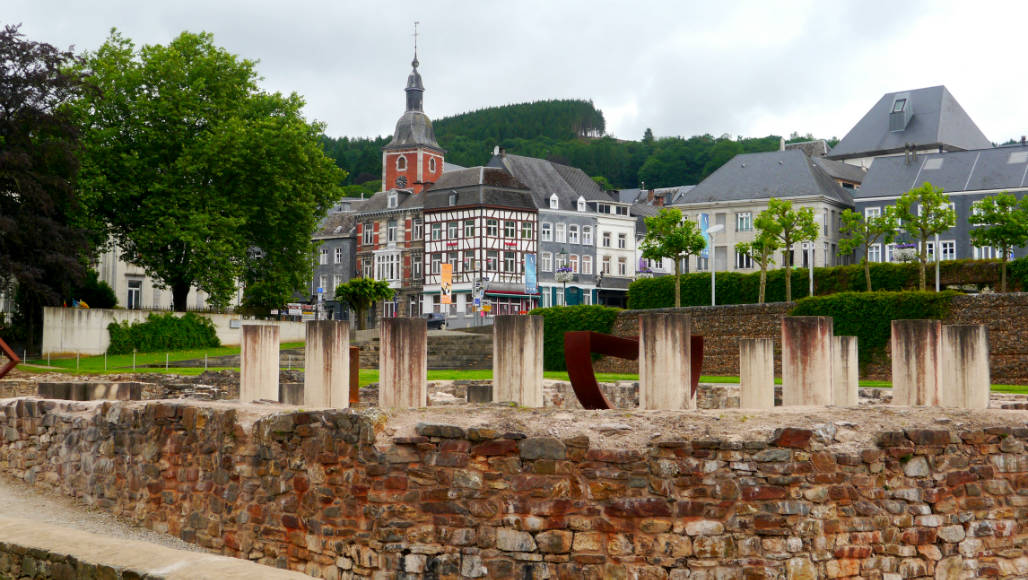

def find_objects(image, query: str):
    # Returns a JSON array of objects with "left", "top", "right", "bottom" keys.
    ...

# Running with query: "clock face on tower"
[{"left": 395, "top": 176, "right": 408, "bottom": 188}]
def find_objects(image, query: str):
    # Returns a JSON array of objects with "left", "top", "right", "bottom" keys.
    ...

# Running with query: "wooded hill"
[{"left": 319, "top": 99, "right": 835, "bottom": 194}]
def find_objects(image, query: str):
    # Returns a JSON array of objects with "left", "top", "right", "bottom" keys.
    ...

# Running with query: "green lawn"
[{"left": 19, "top": 347, "right": 1028, "bottom": 395}]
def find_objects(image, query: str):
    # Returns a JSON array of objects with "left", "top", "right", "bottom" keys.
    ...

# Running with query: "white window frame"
[
  {"left": 464, "top": 219, "right": 475, "bottom": 238},
  {"left": 541, "top": 222, "right": 552, "bottom": 242},
  {"left": 602, "top": 232, "right": 611, "bottom": 248},
  {"left": 448, "top": 221, "right": 459, "bottom": 240},
  {"left": 736, "top": 212, "right": 752, "bottom": 232},
  {"left": 555, "top": 223, "right": 566, "bottom": 243},
  {"left": 319, "top": 249, "right": 328, "bottom": 265},
  {"left": 387, "top": 191, "right": 398, "bottom": 208},
  {"left": 396, "top": 156, "right": 407, "bottom": 171},
  {"left": 413, "top": 219, "right": 423, "bottom": 240},
  {"left": 549, "top": 193, "right": 559, "bottom": 209},
  {"left": 735, "top": 251, "right": 753, "bottom": 269},
  {"left": 868, "top": 243, "right": 882, "bottom": 263},
  {"left": 504, "top": 220, "right": 516, "bottom": 238},
  {"left": 582, "top": 255, "right": 593, "bottom": 275},
  {"left": 335, "top": 247, "right": 343, "bottom": 263},
  {"left": 541, "top": 251, "right": 553, "bottom": 272},
  {"left": 941, "top": 240, "right": 956, "bottom": 261},
  {"left": 569, "top": 254, "right": 579, "bottom": 273},
  {"left": 387, "top": 220, "right": 398, "bottom": 243},
  {"left": 521, "top": 221, "right": 533, "bottom": 239},
  {"left": 486, "top": 219, "right": 498, "bottom": 237},
  {"left": 864, "top": 207, "right": 881, "bottom": 219},
  {"left": 583, "top": 226, "right": 593, "bottom": 246},
  {"left": 618, "top": 233, "right": 627, "bottom": 249},
  {"left": 431, "top": 222, "right": 443, "bottom": 241},
  {"left": 601, "top": 256, "right": 611, "bottom": 274},
  {"left": 577, "top": 197, "right": 586, "bottom": 212},
  {"left": 568, "top": 225, "right": 580, "bottom": 244},
  {"left": 362, "top": 225, "right": 373, "bottom": 245},
  {"left": 617, "top": 257, "right": 627, "bottom": 276}
]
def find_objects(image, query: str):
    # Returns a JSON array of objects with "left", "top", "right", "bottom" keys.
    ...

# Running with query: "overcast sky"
[{"left": 9, "top": 1, "right": 1028, "bottom": 144}]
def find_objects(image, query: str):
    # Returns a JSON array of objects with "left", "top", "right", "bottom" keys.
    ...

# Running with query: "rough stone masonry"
[{"left": 4, "top": 398, "right": 1028, "bottom": 578}]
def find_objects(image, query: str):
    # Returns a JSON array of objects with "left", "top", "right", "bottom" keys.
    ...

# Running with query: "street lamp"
[
  {"left": 706, "top": 224, "right": 724, "bottom": 305},
  {"left": 934, "top": 232, "right": 940, "bottom": 292},
  {"left": 555, "top": 248, "right": 572, "bottom": 306}
]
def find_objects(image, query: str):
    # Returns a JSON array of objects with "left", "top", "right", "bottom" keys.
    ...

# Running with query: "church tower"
[{"left": 382, "top": 34, "right": 444, "bottom": 194}]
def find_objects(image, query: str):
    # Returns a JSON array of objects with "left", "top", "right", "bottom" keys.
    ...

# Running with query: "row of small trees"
[{"left": 640, "top": 183, "right": 1028, "bottom": 307}]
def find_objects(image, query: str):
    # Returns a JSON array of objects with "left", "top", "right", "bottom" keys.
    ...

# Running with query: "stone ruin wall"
[
  {"left": 4, "top": 398, "right": 1028, "bottom": 578},
  {"left": 594, "top": 294, "right": 1028, "bottom": 385}
]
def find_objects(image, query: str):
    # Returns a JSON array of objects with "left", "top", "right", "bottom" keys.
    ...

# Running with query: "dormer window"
[
  {"left": 889, "top": 93, "right": 912, "bottom": 132},
  {"left": 387, "top": 191, "right": 398, "bottom": 209},
  {"left": 396, "top": 156, "right": 407, "bottom": 171},
  {"left": 892, "top": 98, "right": 906, "bottom": 113},
  {"left": 448, "top": 191, "right": 457, "bottom": 206},
  {"left": 549, "top": 193, "right": 559, "bottom": 209},
  {"left": 577, "top": 196, "right": 586, "bottom": 212}
]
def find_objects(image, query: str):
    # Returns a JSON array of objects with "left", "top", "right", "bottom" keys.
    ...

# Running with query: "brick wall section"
[
  {"left": 6, "top": 399, "right": 1028, "bottom": 578},
  {"left": 596, "top": 294, "right": 1028, "bottom": 384}
]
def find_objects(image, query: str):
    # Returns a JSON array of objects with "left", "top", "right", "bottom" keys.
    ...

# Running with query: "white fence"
[{"left": 42, "top": 307, "right": 306, "bottom": 356}]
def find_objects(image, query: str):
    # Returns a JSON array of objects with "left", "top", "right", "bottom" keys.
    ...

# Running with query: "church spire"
[{"left": 405, "top": 21, "right": 424, "bottom": 112}]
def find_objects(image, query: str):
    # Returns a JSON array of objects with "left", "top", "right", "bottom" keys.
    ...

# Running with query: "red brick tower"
[{"left": 381, "top": 51, "right": 444, "bottom": 194}]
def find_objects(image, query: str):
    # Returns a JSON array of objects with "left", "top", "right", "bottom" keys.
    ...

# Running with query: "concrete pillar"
[
  {"left": 638, "top": 313, "right": 693, "bottom": 410},
  {"left": 378, "top": 318, "right": 428, "bottom": 409},
  {"left": 781, "top": 317, "right": 833, "bottom": 406},
  {"left": 240, "top": 325, "right": 279, "bottom": 403},
  {"left": 941, "top": 325, "right": 990, "bottom": 409},
  {"left": 492, "top": 315, "right": 544, "bottom": 407},
  {"left": 304, "top": 320, "right": 350, "bottom": 408},
  {"left": 739, "top": 338, "right": 775, "bottom": 409},
  {"left": 891, "top": 319, "right": 943, "bottom": 406},
  {"left": 832, "top": 336, "right": 859, "bottom": 407}
]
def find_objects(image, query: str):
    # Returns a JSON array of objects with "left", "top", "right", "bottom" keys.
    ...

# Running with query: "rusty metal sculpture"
[
  {"left": 563, "top": 331, "right": 703, "bottom": 410},
  {"left": 0, "top": 336, "right": 20, "bottom": 379}
]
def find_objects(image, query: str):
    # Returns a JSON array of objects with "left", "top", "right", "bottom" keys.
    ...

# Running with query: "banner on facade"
[
  {"left": 699, "top": 213, "right": 711, "bottom": 259},
  {"left": 440, "top": 263, "right": 453, "bottom": 304},
  {"left": 525, "top": 254, "right": 537, "bottom": 295}
]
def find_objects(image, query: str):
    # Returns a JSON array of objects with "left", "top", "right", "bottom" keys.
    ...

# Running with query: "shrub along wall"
[
  {"left": 527, "top": 305, "right": 621, "bottom": 371},
  {"left": 596, "top": 293, "right": 1028, "bottom": 385},
  {"left": 107, "top": 312, "right": 220, "bottom": 354},
  {"left": 628, "top": 258, "right": 1028, "bottom": 310},
  {"left": 5, "top": 400, "right": 1028, "bottom": 578}
]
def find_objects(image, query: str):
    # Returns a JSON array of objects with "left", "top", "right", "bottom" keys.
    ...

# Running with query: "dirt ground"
[{"left": 6, "top": 367, "right": 1028, "bottom": 453}]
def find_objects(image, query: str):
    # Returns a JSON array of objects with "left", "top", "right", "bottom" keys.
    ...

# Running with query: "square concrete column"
[
  {"left": 378, "top": 318, "right": 428, "bottom": 409},
  {"left": 891, "top": 319, "right": 943, "bottom": 406},
  {"left": 493, "top": 315, "right": 544, "bottom": 407},
  {"left": 739, "top": 338, "right": 775, "bottom": 409},
  {"left": 941, "top": 325, "right": 990, "bottom": 409},
  {"left": 304, "top": 320, "right": 350, "bottom": 408},
  {"left": 781, "top": 317, "right": 833, "bottom": 406},
  {"left": 832, "top": 336, "right": 859, "bottom": 407},
  {"left": 638, "top": 313, "right": 693, "bottom": 410},
  {"left": 240, "top": 324, "right": 280, "bottom": 403}
]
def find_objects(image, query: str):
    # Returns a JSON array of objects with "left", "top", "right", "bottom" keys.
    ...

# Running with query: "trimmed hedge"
[
  {"left": 628, "top": 258, "right": 1026, "bottom": 309},
  {"left": 789, "top": 290, "right": 960, "bottom": 370},
  {"left": 107, "top": 312, "right": 221, "bottom": 355},
  {"left": 527, "top": 305, "right": 621, "bottom": 371}
]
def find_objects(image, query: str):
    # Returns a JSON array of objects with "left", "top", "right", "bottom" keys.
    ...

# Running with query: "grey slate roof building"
[
  {"left": 423, "top": 167, "right": 536, "bottom": 210},
  {"left": 828, "top": 86, "right": 991, "bottom": 163},
  {"left": 853, "top": 145, "right": 1028, "bottom": 262},
  {"left": 680, "top": 150, "right": 854, "bottom": 206},
  {"left": 487, "top": 152, "right": 615, "bottom": 208},
  {"left": 383, "top": 57, "right": 443, "bottom": 154}
]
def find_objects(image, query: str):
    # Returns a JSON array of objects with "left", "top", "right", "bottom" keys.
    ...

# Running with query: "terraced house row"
[{"left": 308, "top": 55, "right": 1028, "bottom": 329}]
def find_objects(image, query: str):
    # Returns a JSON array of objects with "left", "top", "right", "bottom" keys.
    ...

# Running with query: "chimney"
[
  {"left": 779, "top": 137, "right": 785, "bottom": 151},
  {"left": 647, "top": 189, "right": 654, "bottom": 203},
  {"left": 493, "top": 145, "right": 500, "bottom": 156},
  {"left": 1022, "top": 136, "right": 1026, "bottom": 147},
  {"left": 656, "top": 193, "right": 665, "bottom": 207}
]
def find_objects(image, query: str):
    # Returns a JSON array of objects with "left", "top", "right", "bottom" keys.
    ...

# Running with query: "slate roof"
[
  {"left": 314, "top": 211, "right": 359, "bottom": 239},
  {"left": 856, "top": 147, "right": 1028, "bottom": 198},
  {"left": 423, "top": 167, "right": 537, "bottom": 211},
  {"left": 812, "top": 157, "right": 867, "bottom": 184},
  {"left": 618, "top": 186, "right": 695, "bottom": 205},
  {"left": 828, "top": 86, "right": 991, "bottom": 160},
  {"left": 357, "top": 189, "right": 424, "bottom": 214},
  {"left": 785, "top": 140, "right": 830, "bottom": 158},
  {"left": 676, "top": 150, "right": 854, "bottom": 206},
  {"left": 487, "top": 153, "right": 616, "bottom": 210}
]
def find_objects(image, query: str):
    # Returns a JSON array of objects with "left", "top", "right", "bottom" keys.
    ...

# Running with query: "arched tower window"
[{"left": 396, "top": 156, "right": 407, "bottom": 171}]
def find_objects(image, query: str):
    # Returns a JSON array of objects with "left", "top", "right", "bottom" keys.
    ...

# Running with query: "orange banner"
[{"left": 440, "top": 263, "right": 453, "bottom": 304}]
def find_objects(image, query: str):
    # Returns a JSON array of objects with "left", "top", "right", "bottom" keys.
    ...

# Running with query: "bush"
[
  {"left": 107, "top": 312, "right": 221, "bottom": 354},
  {"left": 527, "top": 305, "right": 621, "bottom": 371},
  {"left": 71, "top": 270, "right": 117, "bottom": 309},
  {"left": 790, "top": 290, "right": 960, "bottom": 370},
  {"left": 628, "top": 258, "right": 1024, "bottom": 309}
]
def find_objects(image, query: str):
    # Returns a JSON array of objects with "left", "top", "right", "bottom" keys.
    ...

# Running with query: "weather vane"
[{"left": 413, "top": 21, "right": 419, "bottom": 62}]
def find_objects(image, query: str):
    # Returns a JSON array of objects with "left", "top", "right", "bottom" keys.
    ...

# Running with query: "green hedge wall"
[
  {"left": 527, "top": 305, "right": 621, "bottom": 371},
  {"left": 789, "top": 291, "right": 960, "bottom": 369},
  {"left": 628, "top": 258, "right": 1024, "bottom": 309},
  {"left": 107, "top": 312, "right": 221, "bottom": 355}
]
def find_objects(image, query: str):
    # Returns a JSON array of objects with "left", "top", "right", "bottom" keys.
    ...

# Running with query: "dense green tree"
[
  {"left": 838, "top": 207, "right": 899, "bottom": 291},
  {"left": 968, "top": 192, "right": 1028, "bottom": 292},
  {"left": 334, "top": 277, "right": 394, "bottom": 330},
  {"left": 73, "top": 30, "right": 345, "bottom": 311},
  {"left": 894, "top": 183, "right": 957, "bottom": 291},
  {"left": 0, "top": 25, "right": 91, "bottom": 346},
  {"left": 640, "top": 208, "right": 706, "bottom": 308},
  {"left": 735, "top": 232, "right": 780, "bottom": 304},
  {"left": 755, "top": 199, "right": 818, "bottom": 302}
]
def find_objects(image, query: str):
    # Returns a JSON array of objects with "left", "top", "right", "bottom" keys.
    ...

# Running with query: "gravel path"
[{"left": 0, "top": 471, "right": 206, "bottom": 553}]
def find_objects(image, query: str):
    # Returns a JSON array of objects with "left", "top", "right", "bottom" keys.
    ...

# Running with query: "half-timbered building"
[{"left": 422, "top": 168, "right": 538, "bottom": 326}]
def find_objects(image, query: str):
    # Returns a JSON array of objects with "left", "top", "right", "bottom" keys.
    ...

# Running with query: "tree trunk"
[
  {"left": 355, "top": 307, "right": 367, "bottom": 330},
  {"left": 863, "top": 248, "right": 872, "bottom": 292},
  {"left": 784, "top": 246, "right": 792, "bottom": 302},
  {"left": 759, "top": 265, "right": 767, "bottom": 304},
  {"left": 1001, "top": 251, "right": 1009, "bottom": 292},
  {"left": 172, "top": 282, "right": 191, "bottom": 312},
  {"left": 673, "top": 257, "right": 681, "bottom": 308},
  {"left": 918, "top": 243, "right": 927, "bottom": 291}
]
